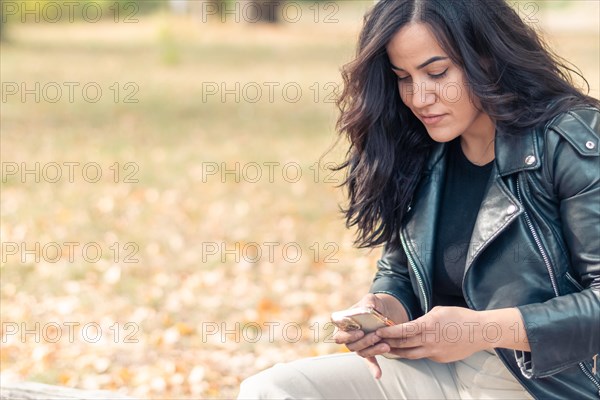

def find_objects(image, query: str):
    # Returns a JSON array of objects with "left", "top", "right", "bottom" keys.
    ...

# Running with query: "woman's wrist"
[{"left": 478, "top": 308, "right": 530, "bottom": 352}]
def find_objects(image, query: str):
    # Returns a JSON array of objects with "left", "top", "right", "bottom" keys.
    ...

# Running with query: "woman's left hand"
[{"left": 358, "top": 306, "right": 493, "bottom": 363}]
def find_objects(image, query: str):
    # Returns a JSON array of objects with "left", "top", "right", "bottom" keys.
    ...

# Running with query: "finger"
[
  {"left": 351, "top": 294, "right": 377, "bottom": 310},
  {"left": 376, "top": 321, "right": 422, "bottom": 339},
  {"left": 356, "top": 342, "right": 391, "bottom": 358},
  {"left": 356, "top": 294, "right": 386, "bottom": 315},
  {"left": 345, "top": 332, "right": 381, "bottom": 352},
  {"left": 360, "top": 293, "right": 379, "bottom": 307},
  {"left": 364, "top": 356, "right": 382, "bottom": 380},
  {"left": 383, "top": 335, "right": 423, "bottom": 349},
  {"left": 386, "top": 346, "right": 427, "bottom": 360},
  {"left": 333, "top": 328, "right": 364, "bottom": 345}
]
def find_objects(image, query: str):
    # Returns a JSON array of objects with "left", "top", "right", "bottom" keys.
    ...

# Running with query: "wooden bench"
[{"left": 0, "top": 381, "right": 136, "bottom": 399}]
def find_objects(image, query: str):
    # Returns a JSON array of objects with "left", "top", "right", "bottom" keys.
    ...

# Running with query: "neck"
[{"left": 460, "top": 113, "right": 496, "bottom": 166}]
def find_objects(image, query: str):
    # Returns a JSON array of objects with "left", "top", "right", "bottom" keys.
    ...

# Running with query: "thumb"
[{"left": 360, "top": 293, "right": 381, "bottom": 310}]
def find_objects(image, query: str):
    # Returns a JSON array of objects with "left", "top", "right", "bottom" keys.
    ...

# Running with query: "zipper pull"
[{"left": 593, "top": 354, "right": 598, "bottom": 375}]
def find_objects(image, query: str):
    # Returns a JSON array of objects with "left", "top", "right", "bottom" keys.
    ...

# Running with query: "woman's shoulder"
[
  {"left": 540, "top": 106, "right": 599, "bottom": 158},
  {"left": 533, "top": 106, "right": 599, "bottom": 198}
]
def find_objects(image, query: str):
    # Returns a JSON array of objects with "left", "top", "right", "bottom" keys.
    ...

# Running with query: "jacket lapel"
[
  {"left": 464, "top": 165, "right": 523, "bottom": 275},
  {"left": 465, "top": 126, "right": 541, "bottom": 273}
]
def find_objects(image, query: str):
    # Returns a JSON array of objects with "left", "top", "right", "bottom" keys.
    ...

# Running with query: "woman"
[{"left": 238, "top": 0, "right": 600, "bottom": 398}]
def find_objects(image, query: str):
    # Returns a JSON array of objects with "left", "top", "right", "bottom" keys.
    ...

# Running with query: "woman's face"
[{"left": 386, "top": 23, "right": 494, "bottom": 143}]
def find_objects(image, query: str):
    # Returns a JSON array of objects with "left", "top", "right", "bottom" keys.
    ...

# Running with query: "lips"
[{"left": 420, "top": 114, "right": 446, "bottom": 125}]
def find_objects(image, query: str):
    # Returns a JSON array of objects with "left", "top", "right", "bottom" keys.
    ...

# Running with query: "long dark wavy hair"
[{"left": 335, "top": 0, "right": 599, "bottom": 250}]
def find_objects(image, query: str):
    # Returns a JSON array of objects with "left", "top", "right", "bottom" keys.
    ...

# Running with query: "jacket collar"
[
  {"left": 422, "top": 125, "right": 542, "bottom": 177},
  {"left": 494, "top": 126, "right": 542, "bottom": 176}
]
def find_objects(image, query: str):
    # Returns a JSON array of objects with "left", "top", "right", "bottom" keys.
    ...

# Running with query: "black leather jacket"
[{"left": 370, "top": 107, "right": 600, "bottom": 399}]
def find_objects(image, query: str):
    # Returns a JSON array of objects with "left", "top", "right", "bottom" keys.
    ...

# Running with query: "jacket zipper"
[
  {"left": 580, "top": 363, "right": 600, "bottom": 397},
  {"left": 400, "top": 230, "right": 429, "bottom": 313},
  {"left": 516, "top": 176, "right": 600, "bottom": 396},
  {"left": 516, "top": 177, "right": 559, "bottom": 295}
]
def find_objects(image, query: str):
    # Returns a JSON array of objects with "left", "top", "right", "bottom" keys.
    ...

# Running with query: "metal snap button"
[
  {"left": 586, "top": 140, "right": 596, "bottom": 150},
  {"left": 506, "top": 204, "right": 517, "bottom": 214},
  {"left": 525, "top": 155, "right": 536, "bottom": 165}
]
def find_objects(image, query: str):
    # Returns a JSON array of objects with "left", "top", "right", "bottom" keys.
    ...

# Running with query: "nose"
[{"left": 408, "top": 80, "right": 438, "bottom": 110}]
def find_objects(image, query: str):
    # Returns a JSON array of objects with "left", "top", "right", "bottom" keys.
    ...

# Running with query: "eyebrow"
[{"left": 390, "top": 56, "right": 448, "bottom": 71}]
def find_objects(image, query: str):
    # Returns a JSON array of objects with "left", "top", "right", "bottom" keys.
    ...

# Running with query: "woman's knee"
[
  {"left": 237, "top": 353, "right": 372, "bottom": 399},
  {"left": 237, "top": 363, "right": 301, "bottom": 400}
]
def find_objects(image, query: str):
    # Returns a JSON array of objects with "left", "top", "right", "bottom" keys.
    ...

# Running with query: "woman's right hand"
[{"left": 332, "top": 293, "right": 409, "bottom": 379}]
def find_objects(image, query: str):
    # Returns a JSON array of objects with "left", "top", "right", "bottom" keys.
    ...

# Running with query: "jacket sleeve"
[
  {"left": 515, "top": 108, "right": 600, "bottom": 378},
  {"left": 369, "top": 243, "right": 423, "bottom": 321}
]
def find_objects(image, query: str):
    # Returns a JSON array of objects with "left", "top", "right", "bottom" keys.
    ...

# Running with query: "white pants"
[{"left": 237, "top": 349, "right": 534, "bottom": 399}]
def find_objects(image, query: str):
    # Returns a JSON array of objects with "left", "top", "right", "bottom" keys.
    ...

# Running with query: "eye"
[
  {"left": 397, "top": 75, "right": 410, "bottom": 82},
  {"left": 429, "top": 68, "right": 448, "bottom": 79}
]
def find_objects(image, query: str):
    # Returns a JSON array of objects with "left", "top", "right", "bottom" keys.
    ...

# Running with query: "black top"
[{"left": 432, "top": 137, "right": 494, "bottom": 308}]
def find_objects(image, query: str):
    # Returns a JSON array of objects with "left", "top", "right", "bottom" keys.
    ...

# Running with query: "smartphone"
[{"left": 330, "top": 306, "right": 395, "bottom": 333}]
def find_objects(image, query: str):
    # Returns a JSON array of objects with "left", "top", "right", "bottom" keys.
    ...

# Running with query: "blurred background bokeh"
[{"left": 1, "top": 0, "right": 598, "bottom": 398}]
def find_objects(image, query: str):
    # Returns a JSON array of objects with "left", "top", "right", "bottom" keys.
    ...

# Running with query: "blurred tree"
[
  {"left": 0, "top": 0, "right": 13, "bottom": 41},
  {"left": 244, "top": 0, "right": 279, "bottom": 23},
  {"left": 1, "top": 1, "right": 4, "bottom": 41},
  {"left": 183, "top": 0, "right": 279, "bottom": 24},
  {"left": 102, "top": 0, "right": 166, "bottom": 17},
  {"left": 181, "top": 0, "right": 338, "bottom": 25},
  {"left": 0, "top": 0, "right": 165, "bottom": 24},
  {"left": 0, "top": 0, "right": 170, "bottom": 41}
]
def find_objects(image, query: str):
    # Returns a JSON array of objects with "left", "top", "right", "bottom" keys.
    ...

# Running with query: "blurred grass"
[{"left": 1, "top": 1, "right": 598, "bottom": 398}]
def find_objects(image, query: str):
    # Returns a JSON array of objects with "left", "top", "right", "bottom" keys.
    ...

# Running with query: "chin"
[{"left": 425, "top": 129, "right": 459, "bottom": 143}]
